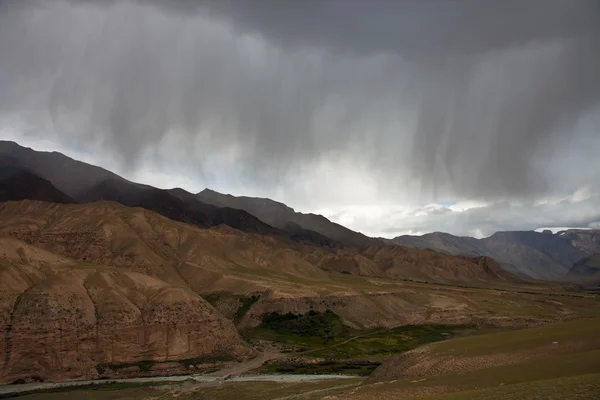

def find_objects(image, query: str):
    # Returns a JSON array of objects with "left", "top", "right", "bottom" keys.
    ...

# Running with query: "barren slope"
[
  {"left": 0, "top": 200, "right": 598, "bottom": 384},
  {"left": 393, "top": 230, "right": 591, "bottom": 280},
  {"left": 0, "top": 201, "right": 593, "bottom": 329},
  {"left": 0, "top": 236, "right": 250, "bottom": 384},
  {"left": 0, "top": 200, "right": 521, "bottom": 291}
]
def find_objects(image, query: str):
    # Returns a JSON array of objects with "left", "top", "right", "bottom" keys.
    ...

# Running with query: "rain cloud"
[{"left": 0, "top": 0, "right": 599, "bottom": 236}]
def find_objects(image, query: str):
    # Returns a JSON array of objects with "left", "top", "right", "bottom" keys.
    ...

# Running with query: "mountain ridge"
[
  {"left": 2, "top": 140, "right": 599, "bottom": 281},
  {"left": 197, "top": 188, "right": 379, "bottom": 248},
  {"left": 393, "top": 229, "right": 600, "bottom": 280},
  {"left": 0, "top": 169, "right": 76, "bottom": 204}
]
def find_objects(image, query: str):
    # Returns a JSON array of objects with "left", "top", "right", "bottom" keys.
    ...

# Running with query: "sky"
[{"left": 1, "top": 0, "right": 599, "bottom": 238}]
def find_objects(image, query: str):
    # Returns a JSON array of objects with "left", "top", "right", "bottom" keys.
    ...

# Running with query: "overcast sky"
[{"left": 1, "top": 0, "right": 599, "bottom": 238}]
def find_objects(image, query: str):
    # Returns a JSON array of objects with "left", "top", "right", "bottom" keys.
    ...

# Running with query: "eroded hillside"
[
  {"left": 0, "top": 236, "right": 251, "bottom": 384},
  {"left": 0, "top": 200, "right": 597, "bottom": 384}
]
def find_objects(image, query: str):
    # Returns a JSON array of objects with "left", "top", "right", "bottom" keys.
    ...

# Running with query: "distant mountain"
[
  {"left": 390, "top": 231, "right": 526, "bottom": 277},
  {"left": 197, "top": 188, "right": 378, "bottom": 247},
  {"left": 393, "top": 229, "right": 599, "bottom": 280},
  {"left": 3, "top": 141, "right": 597, "bottom": 280},
  {"left": 558, "top": 229, "right": 600, "bottom": 255},
  {"left": 483, "top": 231, "right": 586, "bottom": 279},
  {"left": 389, "top": 231, "right": 487, "bottom": 257},
  {"left": 0, "top": 169, "right": 75, "bottom": 204}
]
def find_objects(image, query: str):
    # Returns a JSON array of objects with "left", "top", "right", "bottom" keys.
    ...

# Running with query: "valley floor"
[{"left": 6, "top": 317, "right": 600, "bottom": 400}]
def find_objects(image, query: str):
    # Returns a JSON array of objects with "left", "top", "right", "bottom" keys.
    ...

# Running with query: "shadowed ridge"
[
  {"left": 0, "top": 169, "right": 76, "bottom": 204},
  {"left": 197, "top": 188, "right": 380, "bottom": 248},
  {"left": 0, "top": 140, "right": 136, "bottom": 198},
  {"left": 79, "top": 178, "right": 282, "bottom": 234}
]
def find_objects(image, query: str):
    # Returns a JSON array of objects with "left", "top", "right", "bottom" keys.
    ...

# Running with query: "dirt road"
[{"left": 208, "top": 351, "right": 285, "bottom": 379}]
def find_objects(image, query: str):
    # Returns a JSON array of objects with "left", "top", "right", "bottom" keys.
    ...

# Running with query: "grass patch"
[
  {"left": 360, "top": 349, "right": 600, "bottom": 398},
  {"left": 0, "top": 381, "right": 172, "bottom": 399},
  {"left": 261, "top": 360, "right": 381, "bottom": 376},
  {"left": 418, "top": 372, "right": 600, "bottom": 400},
  {"left": 97, "top": 354, "right": 236, "bottom": 374},
  {"left": 261, "top": 309, "right": 348, "bottom": 341},
  {"left": 434, "top": 317, "right": 600, "bottom": 357},
  {"left": 243, "top": 310, "right": 476, "bottom": 359},
  {"left": 308, "top": 324, "right": 476, "bottom": 359}
]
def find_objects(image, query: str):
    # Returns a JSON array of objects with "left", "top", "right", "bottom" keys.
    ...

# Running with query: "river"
[{"left": 0, "top": 373, "right": 357, "bottom": 396}]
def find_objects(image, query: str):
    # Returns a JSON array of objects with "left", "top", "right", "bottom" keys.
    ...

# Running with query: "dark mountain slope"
[
  {"left": 481, "top": 231, "right": 585, "bottom": 279},
  {"left": 392, "top": 231, "right": 487, "bottom": 256},
  {"left": 0, "top": 170, "right": 75, "bottom": 204},
  {"left": 79, "top": 179, "right": 281, "bottom": 234},
  {"left": 0, "top": 140, "right": 129, "bottom": 198},
  {"left": 0, "top": 141, "right": 283, "bottom": 236},
  {"left": 197, "top": 188, "right": 378, "bottom": 247},
  {"left": 567, "top": 253, "right": 600, "bottom": 287}
]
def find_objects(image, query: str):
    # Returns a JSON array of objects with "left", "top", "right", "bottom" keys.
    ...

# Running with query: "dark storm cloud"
[
  {"left": 195, "top": 0, "right": 599, "bottom": 56},
  {"left": 192, "top": 0, "right": 600, "bottom": 199},
  {"left": 0, "top": 0, "right": 599, "bottom": 207}
]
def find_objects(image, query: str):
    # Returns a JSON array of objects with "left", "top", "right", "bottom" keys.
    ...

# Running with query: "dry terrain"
[
  {"left": 11, "top": 319, "right": 600, "bottom": 399},
  {"left": 1, "top": 200, "right": 599, "bottom": 385},
  {"left": 338, "top": 318, "right": 600, "bottom": 399}
]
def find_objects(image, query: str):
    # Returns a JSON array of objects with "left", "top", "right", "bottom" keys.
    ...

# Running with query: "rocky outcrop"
[{"left": 0, "top": 239, "right": 251, "bottom": 384}]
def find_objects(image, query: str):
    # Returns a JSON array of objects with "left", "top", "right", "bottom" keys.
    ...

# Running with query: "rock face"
[
  {"left": 559, "top": 229, "right": 600, "bottom": 255},
  {"left": 0, "top": 237, "right": 251, "bottom": 384}
]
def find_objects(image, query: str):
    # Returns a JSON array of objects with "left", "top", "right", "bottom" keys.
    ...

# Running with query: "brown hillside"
[
  {"left": 1, "top": 200, "right": 597, "bottom": 384},
  {"left": 0, "top": 235, "right": 250, "bottom": 384},
  {"left": 0, "top": 200, "right": 520, "bottom": 289}
]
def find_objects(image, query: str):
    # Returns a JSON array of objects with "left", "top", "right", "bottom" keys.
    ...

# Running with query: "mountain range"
[
  {"left": 1, "top": 140, "right": 597, "bottom": 283},
  {"left": 1, "top": 140, "right": 599, "bottom": 383},
  {"left": 391, "top": 230, "right": 600, "bottom": 281}
]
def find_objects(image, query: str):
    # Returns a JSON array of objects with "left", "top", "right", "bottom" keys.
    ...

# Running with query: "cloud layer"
[{"left": 0, "top": 0, "right": 599, "bottom": 236}]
